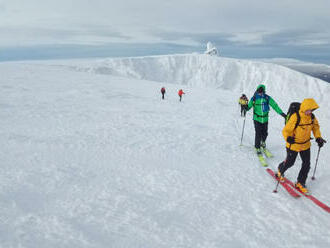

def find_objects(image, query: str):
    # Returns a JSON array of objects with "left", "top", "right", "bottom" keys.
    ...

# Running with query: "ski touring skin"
[
  {"left": 284, "top": 178, "right": 330, "bottom": 213},
  {"left": 266, "top": 169, "right": 300, "bottom": 198}
]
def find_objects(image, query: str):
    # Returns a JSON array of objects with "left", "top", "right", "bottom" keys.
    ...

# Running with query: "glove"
[
  {"left": 316, "top": 137, "right": 326, "bottom": 148},
  {"left": 281, "top": 113, "right": 287, "bottom": 119},
  {"left": 287, "top": 136, "right": 295, "bottom": 144}
]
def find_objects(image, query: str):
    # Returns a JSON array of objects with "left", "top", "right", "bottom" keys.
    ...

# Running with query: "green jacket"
[{"left": 246, "top": 84, "right": 284, "bottom": 123}]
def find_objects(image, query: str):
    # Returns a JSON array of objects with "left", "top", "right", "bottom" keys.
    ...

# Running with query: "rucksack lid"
[
  {"left": 287, "top": 102, "right": 300, "bottom": 116},
  {"left": 286, "top": 102, "right": 301, "bottom": 127}
]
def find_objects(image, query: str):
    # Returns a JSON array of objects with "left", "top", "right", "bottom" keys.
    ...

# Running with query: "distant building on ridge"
[{"left": 204, "top": 42, "right": 219, "bottom": 56}]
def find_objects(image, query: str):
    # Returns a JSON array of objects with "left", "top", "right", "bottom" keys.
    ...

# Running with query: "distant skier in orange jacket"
[{"left": 178, "top": 89, "right": 185, "bottom": 102}]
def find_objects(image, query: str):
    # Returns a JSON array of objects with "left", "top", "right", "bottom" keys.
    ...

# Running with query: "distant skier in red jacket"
[
  {"left": 178, "top": 89, "right": 185, "bottom": 102},
  {"left": 161, "top": 87, "right": 166, "bottom": 100}
]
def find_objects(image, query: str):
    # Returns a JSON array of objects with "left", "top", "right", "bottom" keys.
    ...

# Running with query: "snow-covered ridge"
[
  {"left": 73, "top": 54, "right": 329, "bottom": 101},
  {"left": 1, "top": 55, "right": 330, "bottom": 247}
]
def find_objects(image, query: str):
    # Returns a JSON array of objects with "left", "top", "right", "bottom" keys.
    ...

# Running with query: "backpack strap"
[
  {"left": 294, "top": 113, "right": 315, "bottom": 130},
  {"left": 294, "top": 112, "right": 301, "bottom": 130},
  {"left": 252, "top": 94, "right": 269, "bottom": 105}
]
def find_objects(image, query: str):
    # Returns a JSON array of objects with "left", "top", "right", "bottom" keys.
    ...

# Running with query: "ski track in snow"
[{"left": 0, "top": 55, "right": 330, "bottom": 248}]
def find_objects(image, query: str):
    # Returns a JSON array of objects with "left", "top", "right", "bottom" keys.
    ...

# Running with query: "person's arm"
[
  {"left": 246, "top": 98, "right": 254, "bottom": 111},
  {"left": 312, "top": 117, "right": 321, "bottom": 139},
  {"left": 269, "top": 97, "right": 286, "bottom": 118}
]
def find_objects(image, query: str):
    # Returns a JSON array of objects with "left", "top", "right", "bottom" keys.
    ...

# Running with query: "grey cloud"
[
  {"left": 150, "top": 28, "right": 330, "bottom": 48},
  {"left": 146, "top": 28, "right": 330, "bottom": 64},
  {"left": 149, "top": 29, "right": 236, "bottom": 46},
  {"left": 261, "top": 29, "right": 330, "bottom": 47},
  {"left": 77, "top": 24, "right": 132, "bottom": 39},
  {"left": 0, "top": 25, "right": 131, "bottom": 44},
  {"left": 0, "top": 3, "right": 5, "bottom": 13}
]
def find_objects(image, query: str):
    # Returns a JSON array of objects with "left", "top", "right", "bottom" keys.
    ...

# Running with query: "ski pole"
[
  {"left": 273, "top": 144, "right": 292, "bottom": 193},
  {"left": 240, "top": 115, "right": 246, "bottom": 146},
  {"left": 311, "top": 146, "right": 321, "bottom": 180},
  {"left": 273, "top": 174, "right": 281, "bottom": 193}
]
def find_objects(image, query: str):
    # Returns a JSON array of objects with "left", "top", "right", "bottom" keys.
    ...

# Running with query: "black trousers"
[
  {"left": 278, "top": 148, "right": 311, "bottom": 185},
  {"left": 240, "top": 105, "right": 247, "bottom": 117},
  {"left": 162, "top": 93, "right": 165, "bottom": 99},
  {"left": 253, "top": 121, "right": 268, "bottom": 149}
]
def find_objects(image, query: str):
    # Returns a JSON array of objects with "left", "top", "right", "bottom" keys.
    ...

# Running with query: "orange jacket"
[
  {"left": 178, "top": 89, "right": 185, "bottom": 96},
  {"left": 282, "top": 98, "right": 322, "bottom": 152}
]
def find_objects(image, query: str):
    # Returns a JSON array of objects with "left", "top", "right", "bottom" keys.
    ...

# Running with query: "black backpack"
[{"left": 285, "top": 102, "right": 314, "bottom": 130}]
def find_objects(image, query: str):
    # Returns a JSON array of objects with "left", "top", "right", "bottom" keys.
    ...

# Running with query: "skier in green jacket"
[{"left": 246, "top": 84, "right": 286, "bottom": 156}]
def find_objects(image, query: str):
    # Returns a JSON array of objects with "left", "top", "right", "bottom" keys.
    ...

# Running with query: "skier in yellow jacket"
[
  {"left": 277, "top": 98, "right": 326, "bottom": 194},
  {"left": 238, "top": 94, "right": 249, "bottom": 117}
]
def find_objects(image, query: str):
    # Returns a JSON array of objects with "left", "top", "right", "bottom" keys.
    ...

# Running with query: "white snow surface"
[{"left": 1, "top": 54, "right": 330, "bottom": 248}]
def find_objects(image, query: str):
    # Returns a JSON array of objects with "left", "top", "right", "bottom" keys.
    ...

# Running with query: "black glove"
[
  {"left": 316, "top": 137, "right": 326, "bottom": 148},
  {"left": 287, "top": 136, "right": 295, "bottom": 144},
  {"left": 281, "top": 113, "right": 287, "bottom": 119}
]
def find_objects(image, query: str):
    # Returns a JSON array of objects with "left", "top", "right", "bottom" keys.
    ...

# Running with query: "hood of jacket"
[
  {"left": 256, "top": 84, "right": 266, "bottom": 93},
  {"left": 299, "top": 98, "right": 319, "bottom": 116}
]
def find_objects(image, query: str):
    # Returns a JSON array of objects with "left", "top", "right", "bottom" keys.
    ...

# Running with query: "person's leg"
[
  {"left": 297, "top": 149, "right": 311, "bottom": 185},
  {"left": 278, "top": 148, "right": 298, "bottom": 175},
  {"left": 260, "top": 122, "right": 268, "bottom": 146},
  {"left": 254, "top": 121, "right": 262, "bottom": 149}
]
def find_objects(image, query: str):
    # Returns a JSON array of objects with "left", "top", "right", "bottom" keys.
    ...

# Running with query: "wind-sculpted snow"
[
  {"left": 74, "top": 54, "right": 329, "bottom": 102},
  {"left": 1, "top": 57, "right": 330, "bottom": 247},
  {"left": 68, "top": 54, "right": 330, "bottom": 120}
]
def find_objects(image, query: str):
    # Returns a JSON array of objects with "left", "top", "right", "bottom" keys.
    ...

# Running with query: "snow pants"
[
  {"left": 278, "top": 148, "right": 311, "bottom": 185},
  {"left": 253, "top": 120, "right": 268, "bottom": 149},
  {"left": 240, "top": 105, "right": 247, "bottom": 117}
]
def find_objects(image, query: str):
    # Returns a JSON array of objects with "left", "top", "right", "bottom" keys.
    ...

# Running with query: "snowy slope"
[
  {"left": 57, "top": 54, "right": 330, "bottom": 120},
  {"left": 1, "top": 55, "right": 330, "bottom": 248}
]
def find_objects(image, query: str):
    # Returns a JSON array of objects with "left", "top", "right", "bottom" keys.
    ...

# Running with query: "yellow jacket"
[
  {"left": 283, "top": 98, "right": 321, "bottom": 152},
  {"left": 239, "top": 98, "right": 248, "bottom": 105}
]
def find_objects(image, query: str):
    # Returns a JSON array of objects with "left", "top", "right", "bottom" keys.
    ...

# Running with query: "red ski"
[
  {"left": 284, "top": 179, "right": 330, "bottom": 213},
  {"left": 266, "top": 169, "right": 300, "bottom": 198}
]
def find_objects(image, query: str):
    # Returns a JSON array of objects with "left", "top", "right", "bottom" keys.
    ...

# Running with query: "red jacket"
[
  {"left": 178, "top": 89, "right": 184, "bottom": 96},
  {"left": 161, "top": 87, "right": 165, "bottom": 93}
]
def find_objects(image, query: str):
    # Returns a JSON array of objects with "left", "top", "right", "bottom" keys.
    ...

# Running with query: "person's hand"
[
  {"left": 316, "top": 137, "right": 326, "bottom": 148},
  {"left": 281, "top": 113, "right": 287, "bottom": 119},
  {"left": 287, "top": 136, "right": 295, "bottom": 144}
]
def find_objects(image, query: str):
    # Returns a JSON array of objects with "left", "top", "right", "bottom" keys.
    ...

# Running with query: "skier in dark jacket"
[{"left": 246, "top": 84, "right": 286, "bottom": 155}]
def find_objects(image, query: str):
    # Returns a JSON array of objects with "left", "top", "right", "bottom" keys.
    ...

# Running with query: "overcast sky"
[{"left": 1, "top": 0, "right": 330, "bottom": 63}]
